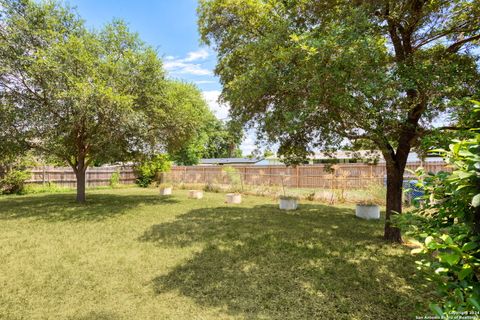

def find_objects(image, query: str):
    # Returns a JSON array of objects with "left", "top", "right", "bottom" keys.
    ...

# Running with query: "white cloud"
[
  {"left": 202, "top": 90, "right": 230, "bottom": 120},
  {"left": 195, "top": 80, "right": 216, "bottom": 84},
  {"left": 164, "top": 60, "right": 212, "bottom": 76},
  {"left": 184, "top": 48, "right": 209, "bottom": 62},
  {"left": 164, "top": 49, "right": 212, "bottom": 76}
]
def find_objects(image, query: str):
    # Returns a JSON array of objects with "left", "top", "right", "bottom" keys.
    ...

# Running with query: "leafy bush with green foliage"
[
  {"left": 223, "top": 166, "right": 243, "bottom": 192},
  {"left": 109, "top": 171, "right": 121, "bottom": 188},
  {"left": 397, "top": 107, "right": 480, "bottom": 316},
  {"left": 0, "top": 169, "right": 31, "bottom": 194},
  {"left": 203, "top": 181, "right": 221, "bottom": 193},
  {"left": 135, "top": 155, "right": 171, "bottom": 188}
]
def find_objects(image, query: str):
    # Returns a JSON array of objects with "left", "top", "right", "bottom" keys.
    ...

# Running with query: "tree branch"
[{"left": 446, "top": 34, "right": 480, "bottom": 53}]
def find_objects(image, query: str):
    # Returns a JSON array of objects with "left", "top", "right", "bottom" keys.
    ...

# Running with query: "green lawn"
[{"left": 0, "top": 188, "right": 431, "bottom": 319}]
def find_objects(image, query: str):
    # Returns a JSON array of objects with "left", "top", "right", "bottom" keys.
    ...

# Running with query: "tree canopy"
[
  {"left": 172, "top": 118, "right": 244, "bottom": 165},
  {"left": 167, "top": 82, "right": 243, "bottom": 165},
  {"left": 0, "top": 0, "right": 206, "bottom": 202},
  {"left": 198, "top": 0, "right": 480, "bottom": 241}
]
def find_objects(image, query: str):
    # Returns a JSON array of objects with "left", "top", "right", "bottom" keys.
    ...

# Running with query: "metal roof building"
[{"left": 198, "top": 158, "right": 263, "bottom": 165}]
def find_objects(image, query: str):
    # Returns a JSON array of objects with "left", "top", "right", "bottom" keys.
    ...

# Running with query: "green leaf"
[
  {"left": 455, "top": 171, "right": 474, "bottom": 179},
  {"left": 452, "top": 143, "right": 461, "bottom": 154},
  {"left": 456, "top": 184, "right": 471, "bottom": 191},
  {"left": 429, "top": 304, "right": 444, "bottom": 317},
  {"left": 411, "top": 247, "right": 423, "bottom": 254},
  {"left": 429, "top": 148, "right": 447, "bottom": 154},
  {"left": 467, "top": 297, "right": 480, "bottom": 311},
  {"left": 440, "top": 234, "right": 453, "bottom": 245},
  {"left": 458, "top": 266, "right": 473, "bottom": 280},
  {"left": 425, "top": 236, "right": 435, "bottom": 248},
  {"left": 435, "top": 267, "right": 449, "bottom": 274},
  {"left": 472, "top": 194, "right": 480, "bottom": 207},
  {"left": 462, "top": 241, "right": 478, "bottom": 251},
  {"left": 438, "top": 252, "right": 461, "bottom": 266}
]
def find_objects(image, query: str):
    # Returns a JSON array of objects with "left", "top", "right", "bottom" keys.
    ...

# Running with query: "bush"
[
  {"left": 135, "top": 154, "right": 171, "bottom": 188},
  {"left": 110, "top": 171, "right": 121, "bottom": 188},
  {"left": 203, "top": 181, "right": 221, "bottom": 193},
  {"left": 0, "top": 169, "right": 31, "bottom": 194},
  {"left": 223, "top": 166, "right": 243, "bottom": 192},
  {"left": 396, "top": 127, "right": 480, "bottom": 315}
]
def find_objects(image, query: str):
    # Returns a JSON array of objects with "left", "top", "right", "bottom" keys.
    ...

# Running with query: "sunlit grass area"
[{"left": 0, "top": 188, "right": 430, "bottom": 319}]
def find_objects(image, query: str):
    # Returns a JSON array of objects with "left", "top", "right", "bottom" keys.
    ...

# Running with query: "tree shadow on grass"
[
  {"left": 0, "top": 193, "right": 179, "bottom": 222},
  {"left": 141, "top": 204, "right": 430, "bottom": 320}
]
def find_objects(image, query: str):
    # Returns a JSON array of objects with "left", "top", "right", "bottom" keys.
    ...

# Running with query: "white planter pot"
[
  {"left": 226, "top": 193, "right": 242, "bottom": 204},
  {"left": 355, "top": 204, "right": 380, "bottom": 220},
  {"left": 159, "top": 187, "right": 172, "bottom": 196},
  {"left": 279, "top": 198, "right": 298, "bottom": 210},
  {"left": 189, "top": 190, "right": 203, "bottom": 199}
]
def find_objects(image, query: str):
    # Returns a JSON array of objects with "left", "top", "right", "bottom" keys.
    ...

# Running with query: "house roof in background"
[
  {"left": 199, "top": 158, "right": 263, "bottom": 165},
  {"left": 265, "top": 150, "right": 382, "bottom": 160},
  {"left": 264, "top": 150, "right": 443, "bottom": 161}
]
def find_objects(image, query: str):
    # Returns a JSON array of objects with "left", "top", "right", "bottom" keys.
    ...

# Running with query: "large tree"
[
  {"left": 0, "top": 0, "right": 201, "bottom": 202},
  {"left": 201, "top": 119, "right": 243, "bottom": 159},
  {"left": 172, "top": 118, "right": 243, "bottom": 165},
  {"left": 168, "top": 81, "right": 243, "bottom": 165},
  {"left": 198, "top": 0, "right": 480, "bottom": 242}
]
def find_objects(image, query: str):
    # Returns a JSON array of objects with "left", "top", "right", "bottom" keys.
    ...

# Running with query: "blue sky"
[{"left": 67, "top": 0, "right": 257, "bottom": 154}]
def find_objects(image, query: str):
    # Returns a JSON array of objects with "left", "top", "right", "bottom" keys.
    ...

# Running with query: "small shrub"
[
  {"left": 0, "top": 169, "right": 30, "bottom": 194},
  {"left": 203, "top": 182, "right": 221, "bottom": 193},
  {"left": 305, "top": 192, "right": 316, "bottom": 201},
  {"left": 334, "top": 188, "right": 346, "bottom": 204},
  {"left": 223, "top": 166, "right": 243, "bottom": 192},
  {"left": 135, "top": 154, "right": 171, "bottom": 188},
  {"left": 110, "top": 171, "right": 121, "bottom": 188}
]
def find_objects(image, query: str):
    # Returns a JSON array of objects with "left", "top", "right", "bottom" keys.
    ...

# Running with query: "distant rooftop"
[{"left": 199, "top": 158, "right": 264, "bottom": 165}]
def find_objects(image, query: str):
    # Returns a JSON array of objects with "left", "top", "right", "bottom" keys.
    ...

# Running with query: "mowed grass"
[{"left": 0, "top": 188, "right": 431, "bottom": 320}]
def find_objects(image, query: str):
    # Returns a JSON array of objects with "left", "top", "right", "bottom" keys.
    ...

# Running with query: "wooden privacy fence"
[
  {"left": 27, "top": 166, "right": 136, "bottom": 188},
  {"left": 25, "top": 161, "right": 449, "bottom": 189},
  {"left": 170, "top": 161, "right": 449, "bottom": 190}
]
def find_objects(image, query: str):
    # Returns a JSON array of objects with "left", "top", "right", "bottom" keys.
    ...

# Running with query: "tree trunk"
[
  {"left": 384, "top": 160, "right": 406, "bottom": 243},
  {"left": 73, "top": 156, "right": 87, "bottom": 203},
  {"left": 75, "top": 169, "right": 86, "bottom": 203}
]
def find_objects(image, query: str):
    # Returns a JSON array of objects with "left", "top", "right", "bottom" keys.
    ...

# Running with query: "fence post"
[
  {"left": 296, "top": 166, "right": 299, "bottom": 188},
  {"left": 370, "top": 165, "right": 373, "bottom": 185}
]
